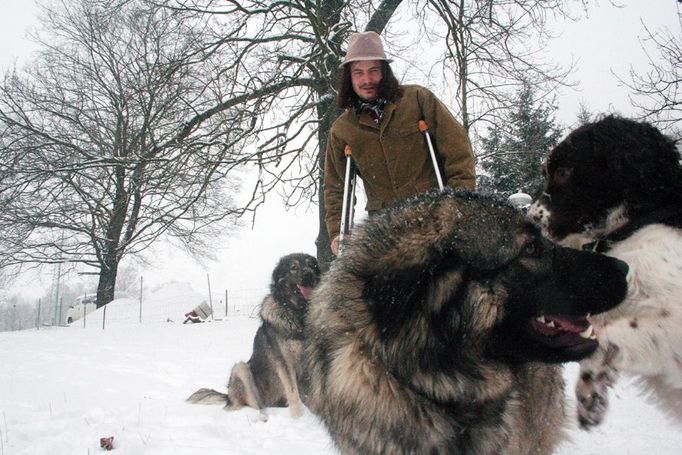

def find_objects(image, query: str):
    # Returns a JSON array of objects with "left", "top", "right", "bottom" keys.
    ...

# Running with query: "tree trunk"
[
  {"left": 96, "top": 258, "right": 119, "bottom": 309},
  {"left": 95, "top": 166, "right": 129, "bottom": 308},
  {"left": 315, "top": 94, "right": 340, "bottom": 272},
  {"left": 314, "top": 0, "right": 347, "bottom": 271}
]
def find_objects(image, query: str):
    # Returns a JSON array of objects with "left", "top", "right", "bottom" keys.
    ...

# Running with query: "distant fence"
[
  {"left": 2, "top": 286, "right": 273, "bottom": 332},
  {"left": 73, "top": 287, "right": 268, "bottom": 329},
  {"left": 219, "top": 288, "right": 268, "bottom": 317}
]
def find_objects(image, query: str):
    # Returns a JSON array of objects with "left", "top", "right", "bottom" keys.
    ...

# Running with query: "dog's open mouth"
[
  {"left": 297, "top": 285, "right": 314, "bottom": 300},
  {"left": 528, "top": 314, "right": 597, "bottom": 353}
]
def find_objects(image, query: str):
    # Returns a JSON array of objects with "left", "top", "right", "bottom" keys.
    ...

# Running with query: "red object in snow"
[{"left": 100, "top": 436, "right": 114, "bottom": 450}]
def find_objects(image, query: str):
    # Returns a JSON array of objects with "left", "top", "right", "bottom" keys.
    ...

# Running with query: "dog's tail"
[{"left": 186, "top": 388, "right": 231, "bottom": 405}]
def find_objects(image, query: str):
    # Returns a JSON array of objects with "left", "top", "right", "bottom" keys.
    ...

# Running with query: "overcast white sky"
[
  {"left": 0, "top": 1, "right": 38, "bottom": 67},
  {"left": 1, "top": 1, "right": 679, "bottom": 298},
  {"left": 545, "top": 1, "right": 680, "bottom": 125}
]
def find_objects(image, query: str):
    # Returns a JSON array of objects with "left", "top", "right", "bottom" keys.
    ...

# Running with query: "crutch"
[
  {"left": 338, "top": 144, "right": 357, "bottom": 255},
  {"left": 418, "top": 120, "right": 445, "bottom": 191}
]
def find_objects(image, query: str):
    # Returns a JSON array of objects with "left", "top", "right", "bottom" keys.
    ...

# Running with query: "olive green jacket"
[{"left": 324, "top": 84, "right": 476, "bottom": 238}]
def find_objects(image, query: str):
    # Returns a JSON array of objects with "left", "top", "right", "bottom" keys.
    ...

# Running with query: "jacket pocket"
[{"left": 390, "top": 122, "right": 421, "bottom": 138}]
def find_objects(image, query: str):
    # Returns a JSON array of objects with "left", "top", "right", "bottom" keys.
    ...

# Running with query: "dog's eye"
[
  {"left": 524, "top": 242, "right": 541, "bottom": 257},
  {"left": 553, "top": 167, "right": 572, "bottom": 184}
]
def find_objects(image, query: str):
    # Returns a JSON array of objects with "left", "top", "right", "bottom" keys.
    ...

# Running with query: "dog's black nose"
[{"left": 612, "top": 258, "right": 629, "bottom": 276}]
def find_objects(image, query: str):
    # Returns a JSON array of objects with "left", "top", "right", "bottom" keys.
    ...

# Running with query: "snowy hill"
[
  {"left": 1, "top": 284, "right": 681, "bottom": 454},
  {"left": 88, "top": 281, "right": 211, "bottom": 327}
]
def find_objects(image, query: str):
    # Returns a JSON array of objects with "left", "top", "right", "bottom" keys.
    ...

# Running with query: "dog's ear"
[
  {"left": 617, "top": 119, "right": 682, "bottom": 205},
  {"left": 271, "top": 256, "right": 289, "bottom": 284},
  {"left": 439, "top": 216, "right": 525, "bottom": 271},
  {"left": 432, "top": 192, "right": 530, "bottom": 271},
  {"left": 304, "top": 255, "right": 321, "bottom": 276},
  {"left": 577, "top": 116, "right": 681, "bottom": 205}
]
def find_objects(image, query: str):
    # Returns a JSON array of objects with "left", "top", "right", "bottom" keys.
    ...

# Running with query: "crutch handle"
[{"left": 418, "top": 120, "right": 428, "bottom": 133}]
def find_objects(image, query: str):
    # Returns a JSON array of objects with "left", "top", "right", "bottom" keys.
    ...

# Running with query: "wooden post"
[
  {"left": 206, "top": 274, "right": 214, "bottom": 321},
  {"left": 139, "top": 276, "right": 144, "bottom": 323},
  {"left": 36, "top": 299, "right": 41, "bottom": 330}
]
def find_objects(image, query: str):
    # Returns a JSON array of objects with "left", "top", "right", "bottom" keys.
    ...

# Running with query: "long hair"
[{"left": 336, "top": 61, "right": 403, "bottom": 109}]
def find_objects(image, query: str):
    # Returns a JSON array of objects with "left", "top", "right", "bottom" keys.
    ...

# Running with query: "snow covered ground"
[{"left": 1, "top": 283, "right": 681, "bottom": 455}]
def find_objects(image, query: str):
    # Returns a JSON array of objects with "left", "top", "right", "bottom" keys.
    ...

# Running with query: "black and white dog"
[{"left": 529, "top": 115, "right": 682, "bottom": 428}]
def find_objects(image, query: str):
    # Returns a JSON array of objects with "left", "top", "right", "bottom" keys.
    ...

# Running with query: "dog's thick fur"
[
  {"left": 529, "top": 115, "right": 682, "bottom": 428},
  {"left": 304, "top": 189, "right": 628, "bottom": 455},
  {"left": 187, "top": 253, "right": 320, "bottom": 419}
]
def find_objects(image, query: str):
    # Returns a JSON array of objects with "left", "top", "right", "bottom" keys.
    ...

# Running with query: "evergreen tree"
[
  {"left": 576, "top": 102, "right": 594, "bottom": 126},
  {"left": 478, "top": 83, "right": 563, "bottom": 197}
]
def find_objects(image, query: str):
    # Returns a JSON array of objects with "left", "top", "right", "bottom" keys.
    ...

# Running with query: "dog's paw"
[
  {"left": 575, "top": 347, "right": 618, "bottom": 430},
  {"left": 289, "top": 401, "right": 304, "bottom": 419},
  {"left": 576, "top": 369, "right": 611, "bottom": 429}
]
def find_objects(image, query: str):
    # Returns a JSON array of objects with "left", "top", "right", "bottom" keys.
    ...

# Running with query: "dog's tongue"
[
  {"left": 532, "top": 315, "right": 595, "bottom": 344},
  {"left": 297, "top": 285, "right": 313, "bottom": 300},
  {"left": 548, "top": 315, "right": 589, "bottom": 332}
]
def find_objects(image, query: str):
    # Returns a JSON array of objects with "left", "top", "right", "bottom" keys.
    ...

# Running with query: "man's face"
[{"left": 350, "top": 60, "right": 383, "bottom": 101}]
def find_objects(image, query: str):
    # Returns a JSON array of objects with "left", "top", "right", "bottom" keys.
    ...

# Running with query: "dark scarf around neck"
[{"left": 355, "top": 97, "right": 389, "bottom": 124}]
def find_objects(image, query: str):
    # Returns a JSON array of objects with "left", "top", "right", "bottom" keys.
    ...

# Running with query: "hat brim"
[{"left": 340, "top": 56, "right": 393, "bottom": 68}]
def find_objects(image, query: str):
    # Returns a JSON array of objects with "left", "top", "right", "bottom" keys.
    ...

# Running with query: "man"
[{"left": 324, "top": 31, "right": 476, "bottom": 255}]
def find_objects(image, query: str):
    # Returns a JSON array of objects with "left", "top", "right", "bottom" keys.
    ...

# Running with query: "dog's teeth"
[
  {"left": 580, "top": 325, "right": 594, "bottom": 339},
  {"left": 547, "top": 321, "right": 556, "bottom": 328},
  {"left": 536, "top": 316, "right": 546, "bottom": 323}
]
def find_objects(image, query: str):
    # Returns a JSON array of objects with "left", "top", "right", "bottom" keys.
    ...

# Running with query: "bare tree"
[
  {"left": 1, "top": 0, "right": 586, "bottom": 283},
  {"left": 620, "top": 10, "right": 681, "bottom": 135},
  {"left": 415, "top": 0, "right": 580, "bottom": 133},
  {"left": 0, "top": 0, "right": 248, "bottom": 307}
]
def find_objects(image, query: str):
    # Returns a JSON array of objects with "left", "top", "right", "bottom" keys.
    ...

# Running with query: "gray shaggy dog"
[
  {"left": 304, "top": 189, "right": 628, "bottom": 455},
  {"left": 187, "top": 253, "right": 320, "bottom": 420}
]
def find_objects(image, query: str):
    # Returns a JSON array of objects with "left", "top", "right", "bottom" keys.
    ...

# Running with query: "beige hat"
[{"left": 341, "top": 31, "right": 393, "bottom": 67}]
